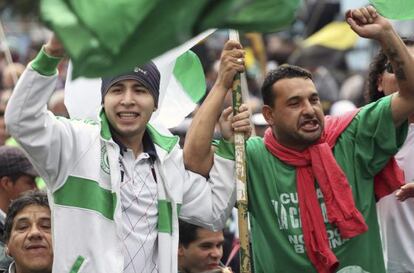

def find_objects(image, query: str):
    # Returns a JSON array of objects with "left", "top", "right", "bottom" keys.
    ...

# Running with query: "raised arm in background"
[
  {"left": 346, "top": 6, "right": 414, "bottom": 126},
  {"left": 183, "top": 40, "right": 251, "bottom": 177}
]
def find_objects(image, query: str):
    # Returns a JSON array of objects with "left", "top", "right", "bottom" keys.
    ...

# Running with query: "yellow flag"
[{"left": 303, "top": 22, "right": 358, "bottom": 51}]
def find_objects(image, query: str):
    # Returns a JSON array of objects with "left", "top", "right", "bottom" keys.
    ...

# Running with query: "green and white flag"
[
  {"left": 65, "top": 30, "right": 212, "bottom": 128},
  {"left": 41, "top": 0, "right": 300, "bottom": 78}
]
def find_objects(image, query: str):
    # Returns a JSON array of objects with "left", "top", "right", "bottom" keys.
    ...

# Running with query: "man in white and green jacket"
[{"left": 4, "top": 35, "right": 249, "bottom": 273}]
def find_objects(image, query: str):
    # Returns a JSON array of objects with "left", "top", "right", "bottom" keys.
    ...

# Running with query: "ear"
[
  {"left": 4, "top": 245, "right": 11, "bottom": 258},
  {"left": 377, "top": 74, "right": 384, "bottom": 92},
  {"left": 178, "top": 244, "right": 185, "bottom": 257},
  {"left": 262, "top": 105, "right": 275, "bottom": 126},
  {"left": 0, "top": 176, "right": 13, "bottom": 192}
]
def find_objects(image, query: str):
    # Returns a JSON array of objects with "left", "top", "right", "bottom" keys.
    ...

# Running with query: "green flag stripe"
[
  {"left": 173, "top": 51, "right": 206, "bottom": 103},
  {"left": 53, "top": 176, "right": 116, "bottom": 220},
  {"left": 369, "top": 0, "right": 414, "bottom": 20},
  {"left": 158, "top": 200, "right": 172, "bottom": 234}
]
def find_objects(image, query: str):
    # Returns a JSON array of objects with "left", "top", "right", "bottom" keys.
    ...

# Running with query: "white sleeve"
[
  {"left": 5, "top": 66, "right": 92, "bottom": 190},
  {"left": 179, "top": 144, "right": 236, "bottom": 231}
]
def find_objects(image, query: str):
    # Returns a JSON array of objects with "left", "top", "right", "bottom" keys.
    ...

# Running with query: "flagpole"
[
  {"left": 0, "top": 18, "right": 18, "bottom": 86},
  {"left": 229, "top": 29, "right": 252, "bottom": 273}
]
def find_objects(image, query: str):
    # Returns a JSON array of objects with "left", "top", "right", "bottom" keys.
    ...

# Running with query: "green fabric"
[
  {"left": 69, "top": 256, "right": 85, "bottom": 273},
  {"left": 369, "top": 0, "right": 414, "bottom": 20},
  {"left": 5, "top": 137, "right": 18, "bottom": 147},
  {"left": 246, "top": 96, "right": 407, "bottom": 273},
  {"left": 173, "top": 51, "right": 206, "bottom": 103},
  {"left": 99, "top": 110, "right": 112, "bottom": 140},
  {"left": 213, "top": 138, "right": 235, "bottom": 160},
  {"left": 35, "top": 177, "right": 47, "bottom": 190},
  {"left": 177, "top": 203, "right": 182, "bottom": 216},
  {"left": 40, "top": 0, "right": 300, "bottom": 78},
  {"left": 158, "top": 200, "right": 172, "bottom": 234},
  {"left": 146, "top": 123, "right": 179, "bottom": 153},
  {"left": 30, "top": 47, "right": 62, "bottom": 76},
  {"left": 53, "top": 176, "right": 117, "bottom": 220}
]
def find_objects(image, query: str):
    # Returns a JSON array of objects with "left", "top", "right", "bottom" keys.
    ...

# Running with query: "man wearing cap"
[
  {"left": 4, "top": 34, "right": 247, "bottom": 273},
  {"left": 0, "top": 146, "right": 37, "bottom": 272}
]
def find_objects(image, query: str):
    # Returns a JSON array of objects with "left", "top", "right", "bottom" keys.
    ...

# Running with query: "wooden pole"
[
  {"left": 229, "top": 29, "right": 252, "bottom": 273},
  {"left": 0, "top": 19, "right": 18, "bottom": 85}
]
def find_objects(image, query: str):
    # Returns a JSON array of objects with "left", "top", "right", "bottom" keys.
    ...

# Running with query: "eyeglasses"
[{"left": 385, "top": 62, "right": 394, "bottom": 74}]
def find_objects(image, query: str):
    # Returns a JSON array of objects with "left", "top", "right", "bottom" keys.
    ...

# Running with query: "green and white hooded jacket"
[{"left": 5, "top": 49, "right": 236, "bottom": 273}]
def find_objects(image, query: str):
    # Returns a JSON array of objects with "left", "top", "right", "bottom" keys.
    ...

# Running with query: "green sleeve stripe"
[
  {"left": 53, "top": 176, "right": 116, "bottom": 221},
  {"left": 176, "top": 203, "right": 182, "bottom": 216},
  {"left": 213, "top": 139, "right": 235, "bottom": 160},
  {"left": 30, "top": 47, "right": 62, "bottom": 76},
  {"left": 158, "top": 200, "right": 172, "bottom": 234},
  {"left": 69, "top": 256, "right": 85, "bottom": 273}
]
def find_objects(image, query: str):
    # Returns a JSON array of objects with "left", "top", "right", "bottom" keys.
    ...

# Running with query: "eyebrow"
[
  {"left": 14, "top": 216, "right": 51, "bottom": 223},
  {"left": 286, "top": 92, "right": 319, "bottom": 101},
  {"left": 111, "top": 82, "right": 145, "bottom": 88},
  {"left": 286, "top": 95, "right": 301, "bottom": 103}
]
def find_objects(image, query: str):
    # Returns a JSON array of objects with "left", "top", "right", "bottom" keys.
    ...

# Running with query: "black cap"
[{"left": 101, "top": 62, "right": 160, "bottom": 107}]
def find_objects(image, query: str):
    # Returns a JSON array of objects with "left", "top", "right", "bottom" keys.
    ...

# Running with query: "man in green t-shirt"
[{"left": 183, "top": 6, "right": 414, "bottom": 273}]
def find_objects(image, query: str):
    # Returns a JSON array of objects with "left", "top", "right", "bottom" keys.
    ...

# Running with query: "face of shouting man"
[{"left": 263, "top": 77, "right": 324, "bottom": 151}]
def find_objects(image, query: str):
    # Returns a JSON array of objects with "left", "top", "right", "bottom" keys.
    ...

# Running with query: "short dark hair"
[
  {"left": 179, "top": 220, "right": 203, "bottom": 248},
  {"left": 366, "top": 37, "right": 414, "bottom": 103},
  {"left": 3, "top": 190, "right": 49, "bottom": 242},
  {"left": 1, "top": 172, "right": 27, "bottom": 183},
  {"left": 261, "top": 64, "right": 313, "bottom": 107}
]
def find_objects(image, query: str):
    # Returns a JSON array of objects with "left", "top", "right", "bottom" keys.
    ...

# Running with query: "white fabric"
[
  {"left": 153, "top": 76, "right": 196, "bottom": 128},
  {"left": 6, "top": 262, "right": 15, "bottom": 273},
  {"left": 0, "top": 209, "right": 6, "bottom": 225},
  {"left": 377, "top": 124, "right": 414, "bottom": 273},
  {"left": 120, "top": 150, "right": 158, "bottom": 273}
]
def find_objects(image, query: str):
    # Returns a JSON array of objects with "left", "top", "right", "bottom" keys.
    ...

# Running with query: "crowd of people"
[{"left": 1, "top": 4, "right": 414, "bottom": 273}]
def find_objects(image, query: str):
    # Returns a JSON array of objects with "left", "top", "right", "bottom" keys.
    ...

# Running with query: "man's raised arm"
[
  {"left": 347, "top": 6, "right": 414, "bottom": 126},
  {"left": 183, "top": 40, "right": 250, "bottom": 177}
]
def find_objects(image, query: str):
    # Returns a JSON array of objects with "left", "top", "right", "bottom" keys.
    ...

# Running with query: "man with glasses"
[{"left": 366, "top": 37, "right": 414, "bottom": 273}]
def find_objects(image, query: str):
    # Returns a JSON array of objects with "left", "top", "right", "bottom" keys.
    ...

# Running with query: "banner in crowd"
[{"left": 41, "top": 0, "right": 300, "bottom": 78}]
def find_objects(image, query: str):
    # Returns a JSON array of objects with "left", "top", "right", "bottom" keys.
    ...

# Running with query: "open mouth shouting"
[{"left": 299, "top": 118, "right": 321, "bottom": 133}]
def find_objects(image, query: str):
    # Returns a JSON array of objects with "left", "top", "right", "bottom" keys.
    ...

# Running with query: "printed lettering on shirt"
[{"left": 271, "top": 188, "right": 349, "bottom": 254}]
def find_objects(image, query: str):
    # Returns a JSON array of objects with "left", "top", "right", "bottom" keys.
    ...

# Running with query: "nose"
[
  {"left": 209, "top": 246, "right": 222, "bottom": 259},
  {"left": 27, "top": 224, "right": 42, "bottom": 240},
  {"left": 120, "top": 89, "right": 136, "bottom": 106},
  {"left": 302, "top": 100, "right": 316, "bottom": 116}
]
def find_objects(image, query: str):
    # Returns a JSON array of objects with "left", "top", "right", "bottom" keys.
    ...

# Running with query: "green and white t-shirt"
[{"left": 246, "top": 96, "right": 407, "bottom": 273}]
